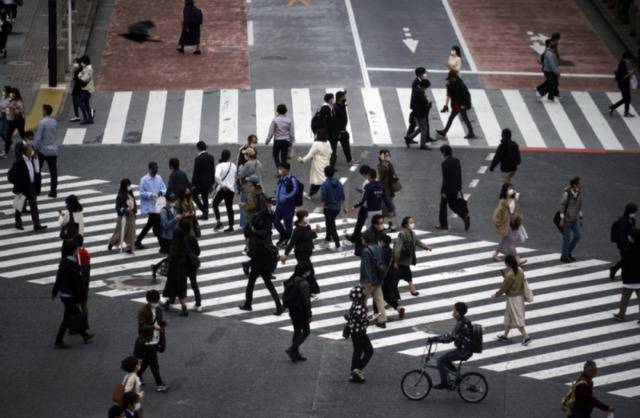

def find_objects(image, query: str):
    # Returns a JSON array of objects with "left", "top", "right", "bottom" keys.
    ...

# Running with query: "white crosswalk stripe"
[
  {"left": 2, "top": 174, "right": 638, "bottom": 398},
  {"left": 57, "top": 88, "right": 640, "bottom": 152}
]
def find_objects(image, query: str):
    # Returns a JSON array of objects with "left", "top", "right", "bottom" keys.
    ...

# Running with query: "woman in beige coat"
[
  {"left": 492, "top": 182, "right": 526, "bottom": 265},
  {"left": 298, "top": 135, "right": 332, "bottom": 199},
  {"left": 492, "top": 255, "right": 531, "bottom": 346}
]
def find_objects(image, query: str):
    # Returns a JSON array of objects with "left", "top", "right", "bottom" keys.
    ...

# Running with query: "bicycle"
[{"left": 401, "top": 338, "right": 489, "bottom": 403}]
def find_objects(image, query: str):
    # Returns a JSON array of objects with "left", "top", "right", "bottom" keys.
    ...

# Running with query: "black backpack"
[
  {"left": 310, "top": 108, "right": 323, "bottom": 134},
  {"left": 282, "top": 276, "right": 304, "bottom": 309},
  {"left": 610, "top": 217, "right": 622, "bottom": 243},
  {"left": 286, "top": 176, "right": 304, "bottom": 207}
]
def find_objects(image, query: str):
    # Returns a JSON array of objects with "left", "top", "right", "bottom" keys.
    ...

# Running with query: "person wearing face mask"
[
  {"left": 378, "top": 234, "right": 405, "bottom": 319},
  {"left": 69, "top": 58, "right": 83, "bottom": 122},
  {"left": 558, "top": 177, "right": 583, "bottom": 263},
  {"left": 330, "top": 90, "right": 354, "bottom": 166},
  {"left": 151, "top": 194, "right": 183, "bottom": 280},
  {"left": 608, "top": 51, "right": 636, "bottom": 118},
  {"left": 612, "top": 228, "right": 640, "bottom": 324},
  {"left": 377, "top": 149, "right": 400, "bottom": 232},
  {"left": 119, "top": 356, "right": 144, "bottom": 409},
  {"left": 237, "top": 134, "right": 258, "bottom": 167},
  {"left": 492, "top": 182, "right": 526, "bottom": 265},
  {"left": 212, "top": 149, "right": 237, "bottom": 232},
  {"left": 610, "top": 203, "right": 637, "bottom": 280},
  {"left": 436, "top": 71, "right": 475, "bottom": 140},
  {"left": 298, "top": 127, "right": 332, "bottom": 199},
  {"left": 136, "top": 290, "right": 169, "bottom": 393},
  {"left": 283, "top": 261, "right": 313, "bottom": 362},
  {"left": 282, "top": 210, "right": 321, "bottom": 295},
  {"left": 441, "top": 46, "right": 462, "bottom": 113},
  {"left": 405, "top": 78, "right": 435, "bottom": 149},
  {"left": 176, "top": 186, "right": 201, "bottom": 238},
  {"left": 489, "top": 128, "right": 521, "bottom": 184},
  {"left": 265, "top": 104, "right": 295, "bottom": 169},
  {"left": 394, "top": 216, "right": 432, "bottom": 297},
  {"left": 274, "top": 162, "right": 300, "bottom": 247},
  {"left": 436, "top": 145, "right": 470, "bottom": 231},
  {"left": 136, "top": 161, "right": 167, "bottom": 250},
  {"left": 5, "top": 87, "right": 26, "bottom": 142},
  {"left": 404, "top": 67, "right": 427, "bottom": 146},
  {"left": 8, "top": 142, "right": 46, "bottom": 231},
  {"left": 108, "top": 178, "right": 137, "bottom": 253},
  {"left": 77, "top": 55, "right": 95, "bottom": 125},
  {"left": 33, "top": 104, "right": 59, "bottom": 198},
  {"left": 359, "top": 230, "right": 387, "bottom": 328},
  {"left": 237, "top": 146, "right": 262, "bottom": 229},
  {"left": 492, "top": 255, "right": 531, "bottom": 346},
  {"left": 320, "top": 165, "right": 347, "bottom": 251},
  {"left": 0, "top": 85, "right": 11, "bottom": 158}
]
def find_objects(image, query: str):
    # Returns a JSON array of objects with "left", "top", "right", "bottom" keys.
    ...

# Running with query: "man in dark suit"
[
  {"left": 137, "top": 290, "right": 169, "bottom": 392},
  {"left": 405, "top": 79, "right": 435, "bottom": 149},
  {"left": 191, "top": 141, "right": 215, "bottom": 219},
  {"left": 7, "top": 142, "right": 47, "bottom": 231},
  {"left": 166, "top": 157, "right": 191, "bottom": 196},
  {"left": 405, "top": 67, "right": 427, "bottom": 145},
  {"left": 436, "top": 145, "right": 470, "bottom": 231}
]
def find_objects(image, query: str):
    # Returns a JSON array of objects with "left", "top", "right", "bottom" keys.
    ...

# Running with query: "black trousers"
[
  {"left": 611, "top": 87, "right": 631, "bottom": 114},
  {"left": 611, "top": 248, "right": 625, "bottom": 275},
  {"left": 14, "top": 185, "right": 41, "bottom": 227},
  {"left": 71, "top": 92, "right": 81, "bottom": 118},
  {"left": 245, "top": 268, "right": 282, "bottom": 308},
  {"left": 4, "top": 4, "right": 17, "bottom": 19},
  {"left": 212, "top": 188, "right": 234, "bottom": 227},
  {"left": 192, "top": 186, "right": 210, "bottom": 218},
  {"left": 405, "top": 111, "right": 417, "bottom": 137},
  {"left": 537, "top": 71, "right": 559, "bottom": 99},
  {"left": 323, "top": 208, "right": 340, "bottom": 247},
  {"left": 439, "top": 193, "right": 468, "bottom": 228},
  {"left": 138, "top": 345, "right": 164, "bottom": 386},
  {"left": 272, "top": 140, "right": 290, "bottom": 168},
  {"left": 289, "top": 311, "right": 310, "bottom": 354},
  {"left": 329, "top": 132, "right": 352, "bottom": 165},
  {"left": 187, "top": 267, "right": 202, "bottom": 306},
  {"left": 351, "top": 332, "right": 374, "bottom": 371},
  {"left": 443, "top": 108, "right": 473, "bottom": 135},
  {"left": 137, "top": 213, "right": 160, "bottom": 244},
  {"left": 38, "top": 153, "right": 58, "bottom": 196},
  {"left": 6, "top": 117, "right": 26, "bottom": 141},
  {"left": 309, "top": 184, "right": 321, "bottom": 197},
  {"left": 55, "top": 297, "right": 88, "bottom": 343},
  {"left": 79, "top": 90, "right": 93, "bottom": 122}
]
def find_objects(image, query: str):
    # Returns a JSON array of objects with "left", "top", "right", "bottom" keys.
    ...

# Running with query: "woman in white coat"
[{"left": 298, "top": 136, "right": 332, "bottom": 199}]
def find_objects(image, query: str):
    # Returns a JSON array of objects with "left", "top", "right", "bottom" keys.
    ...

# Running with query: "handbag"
[
  {"left": 523, "top": 278, "right": 534, "bottom": 303},
  {"left": 390, "top": 176, "right": 402, "bottom": 193},
  {"left": 553, "top": 191, "right": 572, "bottom": 234},
  {"left": 342, "top": 324, "right": 350, "bottom": 339},
  {"left": 12, "top": 193, "right": 26, "bottom": 211},
  {"left": 111, "top": 375, "right": 133, "bottom": 406},
  {"left": 60, "top": 212, "right": 79, "bottom": 240},
  {"left": 516, "top": 225, "right": 528, "bottom": 243}
]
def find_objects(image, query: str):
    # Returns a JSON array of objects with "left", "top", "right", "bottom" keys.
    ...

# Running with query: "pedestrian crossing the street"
[
  {"left": 1, "top": 172, "right": 639, "bottom": 399},
  {"left": 61, "top": 87, "right": 640, "bottom": 152}
]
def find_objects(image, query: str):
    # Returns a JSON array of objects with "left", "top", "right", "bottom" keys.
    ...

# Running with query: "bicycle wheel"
[
  {"left": 457, "top": 372, "right": 489, "bottom": 403},
  {"left": 401, "top": 369, "right": 432, "bottom": 401}
]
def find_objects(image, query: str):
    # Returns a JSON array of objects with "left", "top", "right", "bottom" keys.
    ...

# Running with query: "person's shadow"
[{"left": 119, "top": 21, "right": 162, "bottom": 43}]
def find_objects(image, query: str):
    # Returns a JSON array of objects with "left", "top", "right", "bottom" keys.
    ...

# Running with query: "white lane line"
[
  {"left": 247, "top": 20, "right": 254, "bottom": 46},
  {"left": 0, "top": 189, "right": 100, "bottom": 209},
  {"left": 0, "top": 179, "right": 108, "bottom": 199},
  {"left": 255, "top": 89, "right": 274, "bottom": 141},
  {"left": 606, "top": 92, "right": 640, "bottom": 146},
  {"left": 141, "top": 91, "right": 167, "bottom": 144},
  {"left": 396, "top": 88, "right": 412, "bottom": 129},
  {"left": 361, "top": 88, "right": 392, "bottom": 144},
  {"left": 291, "top": 88, "right": 313, "bottom": 144},
  {"left": 485, "top": 153, "right": 494, "bottom": 161},
  {"left": 523, "top": 351, "right": 640, "bottom": 380},
  {"left": 179, "top": 90, "right": 203, "bottom": 143},
  {"left": 326, "top": 88, "right": 354, "bottom": 143},
  {"left": 609, "top": 385, "right": 640, "bottom": 398},
  {"left": 542, "top": 100, "right": 585, "bottom": 149},
  {"left": 218, "top": 89, "right": 239, "bottom": 143},
  {"left": 468, "top": 179, "right": 479, "bottom": 188},
  {"left": 590, "top": 368, "right": 640, "bottom": 387},
  {"left": 469, "top": 89, "right": 501, "bottom": 146},
  {"left": 572, "top": 91, "right": 623, "bottom": 150},
  {"left": 0, "top": 175, "right": 76, "bottom": 193},
  {"left": 366, "top": 67, "right": 614, "bottom": 78},
  {"left": 344, "top": 0, "right": 371, "bottom": 88},
  {"left": 477, "top": 166, "right": 488, "bottom": 174},
  {"left": 502, "top": 90, "right": 545, "bottom": 147},
  {"left": 62, "top": 128, "right": 86, "bottom": 145},
  {"left": 431, "top": 88, "right": 468, "bottom": 147},
  {"left": 102, "top": 92, "right": 132, "bottom": 144},
  {"left": 440, "top": 0, "right": 477, "bottom": 72}
]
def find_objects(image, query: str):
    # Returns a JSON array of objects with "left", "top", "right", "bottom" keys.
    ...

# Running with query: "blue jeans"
[
  {"left": 562, "top": 220, "right": 581, "bottom": 258},
  {"left": 239, "top": 189, "right": 248, "bottom": 229},
  {"left": 436, "top": 349, "right": 469, "bottom": 385},
  {"left": 273, "top": 203, "right": 295, "bottom": 240}
]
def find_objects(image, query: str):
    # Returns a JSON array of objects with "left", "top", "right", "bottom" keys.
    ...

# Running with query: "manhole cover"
[
  {"left": 8, "top": 60, "right": 34, "bottom": 66},
  {"left": 105, "top": 275, "right": 165, "bottom": 291}
]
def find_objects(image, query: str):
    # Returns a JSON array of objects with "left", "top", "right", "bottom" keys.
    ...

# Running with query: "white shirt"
[
  {"left": 22, "top": 154, "right": 34, "bottom": 183},
  {"left": 215, "top": 162, "right": 237, "bottom": 192}
]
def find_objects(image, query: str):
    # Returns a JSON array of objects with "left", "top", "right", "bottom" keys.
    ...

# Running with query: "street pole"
[
  {"left": 48, "top": 0, "right": 57, "bottom": 87},
  {"left": 67, "top": 0, "right": 72, "bottom": 67}
]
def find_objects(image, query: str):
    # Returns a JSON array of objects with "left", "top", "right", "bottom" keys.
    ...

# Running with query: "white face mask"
[
  {"left": 408, "top": 222, "right": 415, "bottom": 230},
  {"left": 150, "top": 303, "right": 159, "bottom": 309},
  {"left": 302, "top": 217, "right": 308, "bottom": 224},
  {"left": 508, "top": 189, "right": 515, "bottom": 197},
  {"left": 451, "top": 51, "right": 456, "bottom": 56},
  {"left": 278, "top": 169, "right": 284, "bottom": 176},
  {"left": 630, "top": 213, "right": 636, "bottom": 219},
  {"left": 385, "top": 155, "right": 391, "bottom": 161},
  {"left": 134, "top": 402, "right": 142, "bottom": 411}
]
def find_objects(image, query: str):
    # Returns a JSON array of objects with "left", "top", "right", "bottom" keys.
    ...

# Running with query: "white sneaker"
[
  {"left": 303, "top": 192, "right": 312, "bottom": 200},
  {"left": 332, "top": 246, "right": 343, "bottom": 253},
  {"left": 194, "top": 305, "right": 203, "bottom": 313},
  {"left": 69, "top": 116, "right": 81, "bottom": 122}
]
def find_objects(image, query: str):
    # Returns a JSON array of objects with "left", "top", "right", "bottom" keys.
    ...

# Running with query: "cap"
[{"left": 245, "top": 174, "right": 260, "bottom": 184}]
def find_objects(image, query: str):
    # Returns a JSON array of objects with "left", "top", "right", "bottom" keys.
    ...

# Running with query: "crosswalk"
[
  {"left": 1, "top": 172, "right": 639, "bottom": 398},
  {"left": 61, "top": 87, "right": 640, "bottom": 151}
]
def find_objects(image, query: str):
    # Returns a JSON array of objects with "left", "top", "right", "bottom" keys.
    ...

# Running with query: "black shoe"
[
  {"left": 463, "top": 216, "right": 470, "bottom": 231},
  {"left": 179, "top": 306, "right": 189, "bottom": 317},
  {"left": 193, "top": 49, "right": 201, "bottom": 55},
  {"left": 434, "top": 225, "right": 448, "bottom": 231},
  {"left": 560, "top": 256, "right": 571, "bottom": 263},
  {"left": 198, "top": 215, "right": 208, "bottom": 220},
  {"left": 624, "top": 112, "right": 635, "bottom": 117},
  {"left": 54, "top": 342, "right": 70, "bottom": 350},
  {"left": 464, "top": 132, "right": 476, "bottom": 140},
  {"left": 80, "top": 120, "right": 94, "bottom": 125},
  {"left": 273, "top": 307, "right": 284, "bottom": 316},
  {"left": 47, "top": 192, "right": 57, "bottom": 198},
  {"left": 568, "top": 255, "right": 576, "bottom": 262},
  {"left": 436, "top": 129, "right": 447, "bottom": 138},
  {"left": 83, "top": 332, "right": 95, "bottom": 344},
  {"left": 419, "top": 145, "right": 431, "bottom": 150},
  {"left": 107, "top": 243, "right": 113, "bottom": 251},
  {"left": 135, "top": 242, "right": 145, "bottom": 250},
  {"left": 33, "top": 225, "right": 48, "bottom": 232},
  {"left": 176, "top": 47, "right": 184, "bottom": 53},
  {"left": 433, "top": 383, "right": 449, "bottom": 390},
  {"left": 295, "top": 353, "right": 307, "bottom": 362},
  {"left": 163, "top": 301, "right": 171, "bottom": 311},
  {"left": 277, "top": 239, "right": 288, "bottom": 248},
  {"left": 214, "top": 222, "right": 224, "bottom": 231},
  {"left": 285, "top": 348, "right": 298, "bottom": 362},
  {"left": 151, "top": 264, "right": 157, "bottom": 280},
  {"left": 610, "top": 266, "right": 616, "bottom": 280},
  {"left": 223, "top": 226, "right": 234, "bottom": 233},
  {"left": 238, "top": 304, "right": 252, "bottom": 311},
  {"left": 15, "top": 222, "right": 23, "bottom": 230},
  {"left": 375, "top": 322, "right": 386, "bottom": 329}
]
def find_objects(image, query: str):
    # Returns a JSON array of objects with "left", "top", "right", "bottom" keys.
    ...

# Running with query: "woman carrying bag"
[
  {"left": 492, "top": 254, "right": 532, "bottom": 346},
  {"left": 492, "top": 182, "right": 526, "bottom": 265},
  {"left": 298, "top": 135, "right": 332, "bottom": 199},
  {"left": 108, "top": 179, "right": 137, "bottom": 254}
]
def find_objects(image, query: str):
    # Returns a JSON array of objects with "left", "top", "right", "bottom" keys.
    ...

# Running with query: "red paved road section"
[
  {"left": 449, "top": 0, "right": 618, "bottom": 91},
  {"left": 97, "top": 0, "right": 249, "bottom": 91}
]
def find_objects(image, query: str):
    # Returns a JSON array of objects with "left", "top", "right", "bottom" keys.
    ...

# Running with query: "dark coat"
[
  {"left": 317, "top": 104, "right": 335, "bottom": 140},
  {"left": 615, "top": 59, "right": 630, "bottom": 91},
  {"left": 248, "top": 229, "right": 277, "bottom": 272},
  {"left": 52, "top": 258, "right": 84, "bottom": 302},
  {"left": 332, "top": 102, "right": 348, "bottom": 135},
  {"left": 490, "top": 139, "right": 521, "bottom": 173},
  {"left": 447, "top": 78, "right": 471, "bottom": 108},
  {"left": 138, "top": 304, "right": 166, "bottom": 343},
  {"left": 115, "top": 192, "right": 136, "bottom": 216},
  {"left": 285, "top": 224, "right": 317, "bottom": 258},
  {"left": 441, "top": 156, "right": 462, "bottom": 195},
  {"left": 410, "top": 86, "right": 430, "bottom": 117},
  {"left": 288, "top": 274, "right": 312, "bottom": 318},
  {"left": 167, "top": 168, "right": 191, "bottom": 196},
  {"left": 8, "top": 156, "right": 42, "bottom": 196},
  {"left": 179, "top": 4, "right": 203, "bottom": 46},
  {"left": 614, "top": 216, "right": 635, "bottom": 250},
  {"left": 621, "top": 242, "right": 640, "bottom": 285},
  {"left": 192, "top": 152, "right": 215, "bottom": 191}
]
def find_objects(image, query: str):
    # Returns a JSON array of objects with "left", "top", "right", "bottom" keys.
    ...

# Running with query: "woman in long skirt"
[
  {"left": 162, "top": 227, "right": 190, "bottom": 316},
  {"left": 492, "top": 182, "right": 526, "bottom": 265},
  {"left": 108, "top": 178, "right": 137, "bottom": 253},
  {"left": 492, "top": 255, "right": 531, "bottom": 346}
]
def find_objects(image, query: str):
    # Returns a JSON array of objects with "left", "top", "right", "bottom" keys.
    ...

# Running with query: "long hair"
[
  {"left": 499, "top": 182, "right": 513, "bottom": 200},
  {"left": 118, "top": 178, "right": 131, "bottom": 199},
  {"left": 504, "top": 254, "right": 519, "bottom": 275},
  {"left": 65, "top": 194, "right": 83, "bottom": 212}
]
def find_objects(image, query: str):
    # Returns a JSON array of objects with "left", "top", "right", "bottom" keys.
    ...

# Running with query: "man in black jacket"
[
  {"left": 52, "top": 239, "right": 93, "bottom": 348},
  {"left": 166, "top": 158, "right": 191, "bottom": 197},
  {"left": 436, "top": 145, "right": 470, "bottom": 231},
  {"left": 405, "top": 67, "right": 427, "bottom": 144},
  {"left": 405, "top": 79, "right": 435, "bottom": 149},
  {"left": 285, "top": 261, "right": 313, "bottom": 362},
  {"left": 8, "top": 142, "right": 47, "bottom": 231},
  {"left": 489, "top": 128, "right": 521, "bottom": 183},
  {"left": 437, "top": 71, "right": 475, "bottom": 140},
  {"left": 315, "top": 93, "right": 335, "bottom": 141},
  {"left": 330, "top": 90, "right": 353, "bottom": 166},
  {"left": 191, "top": 141, "right": 215, "bottom": 219}
]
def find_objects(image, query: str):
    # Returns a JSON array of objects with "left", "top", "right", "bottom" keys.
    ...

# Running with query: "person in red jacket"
[{"left": 570, "top": 360, "right": 614, "bottom": 418}]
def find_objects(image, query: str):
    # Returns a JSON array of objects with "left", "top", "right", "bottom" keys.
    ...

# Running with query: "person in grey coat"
[
  {"left": 536, "top": 38, "right": 560, "bottom": 101},
  {"left": 32, "top": 104, "right": 58, "bottom": 198},
  {"left": 559, "top": 177, "right": 583, "bottom": 263},
  {"left": 359, "top": 232, "right": 387, "bottom": 328}
]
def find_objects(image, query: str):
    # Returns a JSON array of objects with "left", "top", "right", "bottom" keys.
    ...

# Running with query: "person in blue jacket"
[{"left": 274, "top": 162, "right": 299, "bottom": 247}]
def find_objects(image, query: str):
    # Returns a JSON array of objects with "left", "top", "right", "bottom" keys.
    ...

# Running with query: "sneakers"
[
  {"left": 69, "top": 116, "right": 81, "bottom": 122},
  {"left": 194, "top": 305, "right": 203, "bottom": 313},
  {"left": 179, "top": 306, "right": 189, "bottom": 316},
  {"left": 83, "top": 332, "right": 95, "bottom": 344},
  {"left": 238, "top": 304, "right": 252, "bottom": 311},
  {"left": 33, "top": 225, "right": 48, "bottom": 232},
  {"left": 496, "top": 334, "right": 509, "bottom": 342},
  {"left": 349, "top": 369, "right": 365, "bottom": 383},
  {"left": 612, "top": 313, "right": 624, "bottom": 322},
  {"left": 156, "top": 385, "right": 169, "bottom": 393},
  {"left": 521, "top": 336, "right": 532, "bottom": 346},
  {"left": 332, "top": 246, "right": 343, "bottom": 253},
  {"left": 433, "top": 383, "right": 449, "bottom": 390},
  {"left": 214, "top": 222, "right": 224, "bottom": 231},
  {"left": 436, "top": 129, "right": 447, "bottom": 138},
  {"left": 624, "top": 112, "right": 635, "bottom": 118},
  {"left": 303, "top": 192, "right": 312, "bottom": 200},
  {"left": 560, "top": 256, "right": 572, "bottom": 263},
  {"left": 434, "top": 225, "right": 448, "bottom": 231}
]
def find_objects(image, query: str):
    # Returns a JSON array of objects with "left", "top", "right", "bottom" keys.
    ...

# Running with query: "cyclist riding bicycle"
[{"left": 428, "top": 301, "right": 474, "bottom": 389}]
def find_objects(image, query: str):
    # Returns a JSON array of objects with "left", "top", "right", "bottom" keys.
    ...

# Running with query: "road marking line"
[
  {"left": 218, "top": 89, "right": 239, "bottom": 143},
  {"left": 344, "top": 0, "right": 371, "bottom": 88},
  {"left": 247, "top": 20, "right": 254, "bottom": 46},
  {"left": 606, "top": 92, "right": 640, "bottom": 146},
  {"left": 432, "top": 88, "right": 468, "bottom": 146},
  {"left": 469, "top": 179, "right": 479, "bottom": 188},
  {"left": 572, "top": 91, "right": 623, "bottom": 150},
  {"left": 502, "top": 90, "right": 545, "bottom": 147},
  {"left": 542, "top": 99, "right": 584, "bottom": 149},
  {"left": 469, "top": 89, "right": 501, "bottom": 146},
  {"left": 291, "top": 88, "right": 313, "bottom": 144},
  {"left": 0, "top": 179, "right": 107, "bottom": 200},
  {"left": 179, "top": 90, "right": 203, "bottom": 143},
  {"left": 361, "top": 88, "right": 391, "bottom": 144},
  {"left": 326, "top": 88, "right": 354, "bottom": 143},
  {"left": 440, "top": 0, "right": 477, "bottom": 72},
  {"left": 485, "top": 153, "right": 494, "bottom": 161},
  {"left": 524, "top": 351, "right": 640, "bottom": 381},
  {"left": 366, "top": 67, "right": 613, "bottom": 78},
  {"left": 590, "top": 368, "right": 640, "bottom": 387},
  {"left": 141, "top": 91, "right": 167, "bottom": 144},
  {"left": 477, "top": 166, "right": 488, "bottom": 174},
  {"left": 62, "top": 128, "right": 86, "bottom": 145},
  {"left": 102, "top": 92, "right": 132, "bottom": 144},
  {"left": 255, "top": 89, "right": 274, "bottom": 141},
  {"left": 609, "top": 385, "right": 640, "bottom": 398},
  {"left": 396, "top": 88, "right": 412, "bottom": 129}
]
